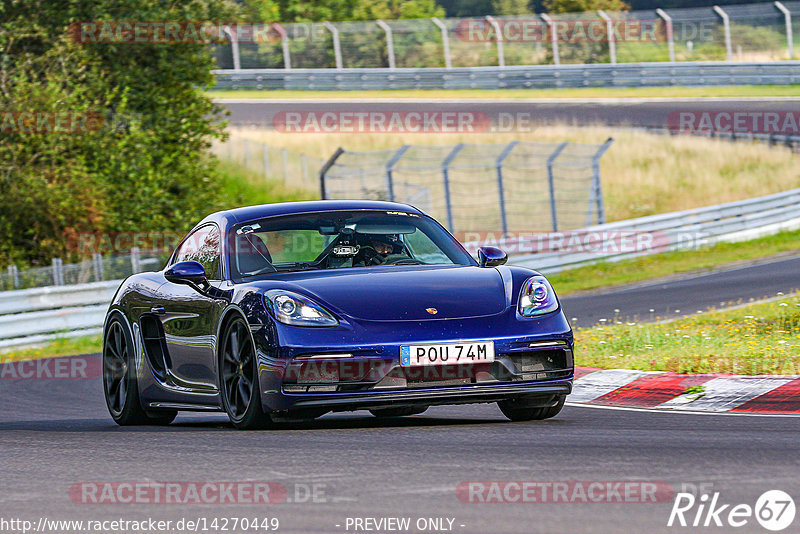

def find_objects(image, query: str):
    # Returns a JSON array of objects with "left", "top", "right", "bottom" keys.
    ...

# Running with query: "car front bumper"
[{"left": 253, "top": 308, "right": 574, "bottom": 413}]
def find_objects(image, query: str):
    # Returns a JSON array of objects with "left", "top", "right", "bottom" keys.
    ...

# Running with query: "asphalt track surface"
[
  {"left": 2, "top": 256, "right": 800, "bottom": 533},
  {"left": 560, "top": 254, "right": 800, "bottom": 326},
  {"left": 221, "top": 97, "right": 800, "bottom": 130},
  {"left": 2, "top": 368, "right": 800, "bottom": 534}
]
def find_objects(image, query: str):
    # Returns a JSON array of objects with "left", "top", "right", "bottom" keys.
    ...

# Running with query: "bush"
[{"left": 0, "top": 0, "right": 237, "bottom": 266}]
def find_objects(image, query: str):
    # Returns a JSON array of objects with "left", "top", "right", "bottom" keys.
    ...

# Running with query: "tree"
[
  {"left": 240, "top": 0, "right": 443, "bottom": 22},
  {"left": 0, "top": 0, "right": 236, "bottom": 266},
  {"left": 542, "top": 0, "right": 630, "bottom": 13},
  {"left": 492, "top": 0, "right": 534, "bottom": 16}
]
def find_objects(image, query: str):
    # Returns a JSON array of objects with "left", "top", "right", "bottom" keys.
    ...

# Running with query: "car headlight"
[
  {"left": 518, "top": 276, "right": 559, "bottom": 317},
  {"left": 264, "top": 290, "right": 339, "bottom": 327}
]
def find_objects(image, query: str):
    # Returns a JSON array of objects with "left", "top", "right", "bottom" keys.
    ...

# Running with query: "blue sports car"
[{"left": 102, "top": 201, "right": 573, "bottom": 429}]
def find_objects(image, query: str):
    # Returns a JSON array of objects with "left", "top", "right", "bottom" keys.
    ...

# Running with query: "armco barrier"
[
  {"left": 212, "top": 61, "right": 800, "bottom": 91},
  {"left": 507, "top": 187, "right": 800, "bottom": 272},
  {"left": 0, "top": 282, "right": 119, "bottom": 349},
  {"left": 1, "top": 188, "right": 800, "bottom": 348}
]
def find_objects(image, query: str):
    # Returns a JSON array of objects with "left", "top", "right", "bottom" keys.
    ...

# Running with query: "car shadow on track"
[{"left": 0, "top": 412, "right": 567, "bottom": 432}]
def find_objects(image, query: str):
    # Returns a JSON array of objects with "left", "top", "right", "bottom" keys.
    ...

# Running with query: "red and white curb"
[{"left": 571, "top": 367, "right": 800, "bottom": 413}]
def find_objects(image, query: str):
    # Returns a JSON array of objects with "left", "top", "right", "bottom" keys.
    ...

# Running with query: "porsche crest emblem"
[{"left": 426, "top": 308, "right": 438, "bottom": 315}]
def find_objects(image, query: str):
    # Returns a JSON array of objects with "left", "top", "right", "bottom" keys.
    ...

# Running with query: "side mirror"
[
  {"left": 478, "top": 246, "right": 508, "bottom": 268},
  {"left": 165, "top": 260, "right": 208, "bottom": 291}
]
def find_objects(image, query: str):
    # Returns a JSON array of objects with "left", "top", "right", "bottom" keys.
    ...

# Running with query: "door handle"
[{"left": 150, "top": 305, "right": 166, "bottom": 316}]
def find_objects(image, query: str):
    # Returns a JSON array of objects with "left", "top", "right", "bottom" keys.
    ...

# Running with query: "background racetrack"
[
  {"left": 221, "top": 97, "right": 800, "bottom": 130},
  {"left": 561, "top": 254, "right": 800, "bottom": 325}
]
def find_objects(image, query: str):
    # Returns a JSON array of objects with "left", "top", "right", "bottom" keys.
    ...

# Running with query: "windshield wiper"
[{"left": 274, "top": 262, "right": 322, "bottom": 272}]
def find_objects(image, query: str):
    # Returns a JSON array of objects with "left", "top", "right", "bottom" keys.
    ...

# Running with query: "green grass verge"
[
  {"left": 550, "top": 229, "right": 800, "bottom": 297},
  {"left": 0, "top": 334, "right": 102, "bottom": 362},
  {"left": 574, "top": 293, "right": 800, "bottom": 375},
  {"left": 216, "top": 159, "right": 315, "bottom": 206},
  {"left": 209, "top": 85, "right": 800, "bottom": 100}
]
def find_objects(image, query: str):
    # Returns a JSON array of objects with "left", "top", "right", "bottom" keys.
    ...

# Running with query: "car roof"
[{"left": 198, "top": 200, "right": 424, "bottom": 229}]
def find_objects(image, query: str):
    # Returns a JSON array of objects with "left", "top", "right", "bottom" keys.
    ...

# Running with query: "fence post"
[
  {"left": 385, "top": 145, "right": 411, "bottom": 202},
  {"left": 441, "top": 143, "right": 464, "bottom": 232},
  {"left": 272, "top": 23, "right": 292, "bottom": 69},
  {"left": 92, "top": 253, "right": 104, "bottom": 282},
  {"left": 590, "top": 138, "right": 614, "bottom": 225},
  {"left": 282, "top": 149, "right": 289, "bottom": 185},
  {"left": 263, "top": 144, "right": 270, "bottom": 178},
  {"left": 495, "top": 141, "right": 519, "bottom": 235},
  {"left": 540, "top": 14, "right": 560, "bottom": 65},
  {"left": 323, "top": 21, "right": 343, "bottom": 69},
  {"left": 130, "top": 247, "right": 141, "bottom": 274},
  {"left": 655, "top": 9, "right": 676, "bottom": 63},
  {"left": 376, "top": 20, "right": 396, "bottom": 69},
  {"left": 52, "top": 258, "right": 64, "bottom": 286},
  {"left": 775, "top": 2, "right": 794, "bottom": 59},
  {"left": 431, "top": 17, "right": 452, "bottom": 68},
  {"left": 319, "top": 147, "right": 345, "bottom": 200},
  {"left": 222, "top": 26, "right": 241, "bottom": 71},
  {"left": 485, "top": 16, "right": 505, "bottom": 67},
  {"left": 597, "top": 11, "right": 617, "bottom": 64},
  {"left": 8, "top": 265, "right": 18, "bottom": 289},
  {"left": 713, "top": 6, "right": 733, "bottom": 61},
  {"left": 547, "top": 142, "right": 570, "bottom": 232}
]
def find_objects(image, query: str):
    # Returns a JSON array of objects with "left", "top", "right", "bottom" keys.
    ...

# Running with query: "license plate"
[{"left": 400, "top": 342, "right": 495, "bottom": 367}]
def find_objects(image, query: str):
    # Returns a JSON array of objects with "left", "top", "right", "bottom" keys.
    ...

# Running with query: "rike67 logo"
[{"left": 668, "top": 490, "right": 796, "bottom": 531}]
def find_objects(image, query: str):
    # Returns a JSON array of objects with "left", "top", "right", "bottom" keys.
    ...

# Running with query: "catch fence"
[
  {"left": 211, "top": 1, "right": 800, "bottom": 72},
  {"left": 320, "top": 140, "right": 613, "bottom": 234}
]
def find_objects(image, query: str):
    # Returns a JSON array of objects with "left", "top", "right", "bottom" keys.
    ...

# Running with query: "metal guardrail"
[
  {"left": 2, "top": 188, "right": 799, "bottom": 349},
  {"left": 506, "top": 187, "right": 800, "bottom": 272},
  {"left": 0, "top": 281, "right": 119, "bottom": 349},
  {"left": 212, "top": 61, "right": 800, "bottom": 90},
  {"left": 645, "top": 128, "right": 800, "bottom": 154}
]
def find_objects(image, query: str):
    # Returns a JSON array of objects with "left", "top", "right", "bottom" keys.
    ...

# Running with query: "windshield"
[{"left": 229, "top": 210, "right": 475, "bottom": 278}]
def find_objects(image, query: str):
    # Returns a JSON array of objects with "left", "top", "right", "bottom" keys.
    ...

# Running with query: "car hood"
[{"left": 273, "top": 265, "right": 508, "bottom": 322}]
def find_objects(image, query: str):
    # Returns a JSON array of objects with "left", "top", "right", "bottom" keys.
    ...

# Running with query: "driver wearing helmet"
[{"left": 354, "top": 235, "right": 399, "bottom": 266}]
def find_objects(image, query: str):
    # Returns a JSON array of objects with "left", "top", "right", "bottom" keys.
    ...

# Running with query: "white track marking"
[
  {"left": 656, "top": 376, "right": 794, "bottom": 411},
  {"left": 565, "top": 402, "right": 800, "bottom": 417},
  {"left": 570, "top": 369, "right": 661, "bottom": 403}
]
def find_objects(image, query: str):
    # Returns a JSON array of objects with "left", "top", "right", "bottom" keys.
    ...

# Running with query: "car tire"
[
  {"left": 498, "top": 395, "right": 565, "bottom": 422},
  {"left": 369, "top": 406, "right": 428, "bottom": 418},
  {"left": 103, "top": 314, "right": 177, "bottom": 426},
  {"left": 220, "top": 316, "right": 273, "bottom": 430}
]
